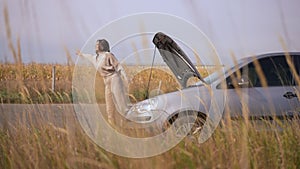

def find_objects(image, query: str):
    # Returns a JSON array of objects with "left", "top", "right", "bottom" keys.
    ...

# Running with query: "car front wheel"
[{"left": 165, "top": 111, "right": 206, "bottom": 138}]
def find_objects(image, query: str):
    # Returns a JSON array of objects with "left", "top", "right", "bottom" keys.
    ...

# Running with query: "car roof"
[
  {"left": 203, "top": 52, "right": 300, "bottom": 84},
  {"left": 240, "top": 51, "right": 300, "bottom": 63}
]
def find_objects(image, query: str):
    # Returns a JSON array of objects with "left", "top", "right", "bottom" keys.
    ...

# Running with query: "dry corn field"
[{"left": 0, "top": 63, "right": 212, "bottom": 104}]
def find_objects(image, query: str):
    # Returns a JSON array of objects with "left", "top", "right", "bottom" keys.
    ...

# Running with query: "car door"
[
  {"left": 220, "top": 62, "right": 267, "bottom": 118},
  {"left": 250, "top": 54, "right": 300, "bottom": 117},
  {"left": 222, "top": 53, "right": 300, "bottom": 119},
  {"left": 287, "top": 54, "right": 300, "bottom": 116}
]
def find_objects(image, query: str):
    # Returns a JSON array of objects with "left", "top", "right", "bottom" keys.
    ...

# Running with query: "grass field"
[
  {"left": 1, "top": 63, "right": 300, "bottom": 168},
  {"left": 1, "top": 110, "right": 299, "bottom": 169},
  {"left": 0, "top": 63, "right": 73, "bottom": 103},
  {"left": 0, "top": 63, "right": 211, "bottom": 103}
]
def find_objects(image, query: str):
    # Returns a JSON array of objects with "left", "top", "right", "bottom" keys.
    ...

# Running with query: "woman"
[{"left": 76, "top": 39, "right": 130, "bottom": 126}]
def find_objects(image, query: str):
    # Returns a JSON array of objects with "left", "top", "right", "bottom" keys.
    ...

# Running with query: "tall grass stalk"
[{"left": 1, "top": 114, "right": 299, "bottom": 168}]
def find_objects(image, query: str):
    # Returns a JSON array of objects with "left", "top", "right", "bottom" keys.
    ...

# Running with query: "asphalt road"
[
  {"left": 0, "top": 104, "right": 161, "bottom": 138},
  {"left": 1, "top": 104, "right": 296, "bottom": 132},
  {"left": 0, "top": 104, "right": 107, "bottom": 129}
]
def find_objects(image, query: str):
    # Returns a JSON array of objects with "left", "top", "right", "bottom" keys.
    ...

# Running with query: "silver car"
[{"left": 125, "top": 32, "right": 300, "bottom": 136}]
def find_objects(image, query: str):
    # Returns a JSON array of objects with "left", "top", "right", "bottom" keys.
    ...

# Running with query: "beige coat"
[{"left": 82, "top": 52, "right": 130, "bottom": 124}]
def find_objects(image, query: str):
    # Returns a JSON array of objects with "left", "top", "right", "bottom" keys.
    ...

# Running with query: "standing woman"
[{"left": 76, "top": 39, "right": 130, "bottom": 126}]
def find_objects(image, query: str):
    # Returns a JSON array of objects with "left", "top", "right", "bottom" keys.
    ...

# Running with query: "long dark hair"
[{"left": 97, "top": 39, "right": 110, "bottom": 52}]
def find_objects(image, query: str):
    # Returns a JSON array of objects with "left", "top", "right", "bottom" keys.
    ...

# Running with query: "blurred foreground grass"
[{"left": 0, "top": 115, "right": 299, "bottom": 169}]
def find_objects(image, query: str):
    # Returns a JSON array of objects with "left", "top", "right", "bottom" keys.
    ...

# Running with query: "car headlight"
[
  {"left": 126, "top": 97, "right": 162, "bottom": 123},
  {"left": 135, "top": 97, "right": 158, "bottom": 112}
]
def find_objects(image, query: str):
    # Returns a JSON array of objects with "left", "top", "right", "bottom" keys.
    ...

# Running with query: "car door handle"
[{"left": 283, "top": 92, "right": 298, "bottom": 99}]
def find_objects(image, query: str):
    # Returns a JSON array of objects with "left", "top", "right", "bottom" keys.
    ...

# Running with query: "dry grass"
[
  {"left": 1, "top": 62, "right": 300, "bottom": 168},
  {"left": 0, "top": 112, "right": 300, "bottom": 169},
  {"left": 0, "top": 63, "right": 73, "bottom": 103},
  {"left": 0, "top": 63, "right": 213, "bottom": 103}
]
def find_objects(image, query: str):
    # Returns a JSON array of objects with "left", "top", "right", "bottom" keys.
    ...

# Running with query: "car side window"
[
  {"left": 217, "top": 66, "right": 253, "bottom": 89},
  {"left": 292, "top": 55, "right": 300, "bottom": 85},
  {"left": 255, "top": 55, "right": 294, "bottom": 87},
  {"left": 222, "top": 65, "right": 257, "bottom": 89},
  {"left": 217, "top": 55, "right": 296, "bottom": 89}
]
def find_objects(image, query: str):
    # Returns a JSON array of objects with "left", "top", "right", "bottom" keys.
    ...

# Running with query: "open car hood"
[{"left": 152, "top": 32, "right": 205, "bottom": 88}]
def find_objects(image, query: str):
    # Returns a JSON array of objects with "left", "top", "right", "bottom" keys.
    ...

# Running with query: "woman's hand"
[{"left": 76, "top": 49, "right": 83, "bottom": 57}]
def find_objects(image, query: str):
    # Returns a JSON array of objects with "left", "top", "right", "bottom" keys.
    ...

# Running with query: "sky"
[{"left": 0, "top": 0, "right": 299, "bottom": 66}]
